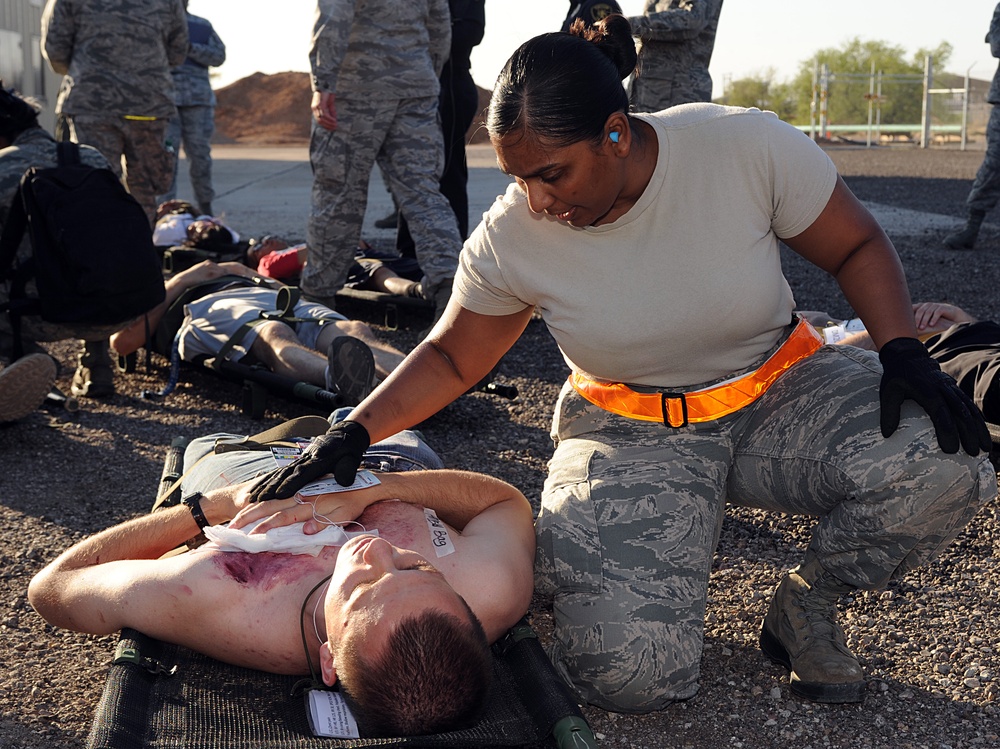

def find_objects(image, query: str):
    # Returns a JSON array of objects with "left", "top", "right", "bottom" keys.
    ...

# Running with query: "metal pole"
[
  {"left": 962, "top": 64, "right": 973, "bottom": 151},
  {"left": 920, "top": 55, "right": 933, "bottom": 149},
  {"left": 866, "top": 60, "right": 876, "bottom": 148},
  {"left": 810, "top": 60, "right": 819, "bottom": 140},
  {"left": 876, "top": 71, "right": 883, "bottom": 143},
  {"left": 820, "top": 63, "right": 830, "bottom": 139}
]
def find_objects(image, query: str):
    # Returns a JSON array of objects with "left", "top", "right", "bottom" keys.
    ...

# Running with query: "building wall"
[{"left": 0, "top": 0, "right": 62, "bottom": 132}]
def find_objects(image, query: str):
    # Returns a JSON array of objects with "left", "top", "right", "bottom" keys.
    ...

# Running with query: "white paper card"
[
  {"left": 305, "top": 689, "right": 360, "bottom": 738},
  {"left": 270, "top": 445, "right": 303, "bottom": 467},
  {"left": 298, "top": 470, "right": 381, "bottom": 496},
  {"left": 424, "top": 507, "right": 456, "bottom": 557}
]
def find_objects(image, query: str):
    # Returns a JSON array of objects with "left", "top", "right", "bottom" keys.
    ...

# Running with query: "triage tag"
[
  {"left": 305, "top": 689, "right": 359, "bottom": 738},
  {"left": 424, "top": 507, "right": 455, "bottom": 557},
  {"left": 270, "top": 445, "right": 303, "bottom": 467},
  {"left": 298, "top": 471, "right": 381, "bottom": 496}
]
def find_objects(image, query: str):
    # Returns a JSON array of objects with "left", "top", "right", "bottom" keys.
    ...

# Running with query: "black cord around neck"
[{"left": 292, "top": 573, "right": 333, "bottom": 696}]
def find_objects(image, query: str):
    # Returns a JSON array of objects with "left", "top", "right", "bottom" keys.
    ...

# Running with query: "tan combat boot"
[{"left": 759, "top": 556, "right": 866, "bottom": 703}]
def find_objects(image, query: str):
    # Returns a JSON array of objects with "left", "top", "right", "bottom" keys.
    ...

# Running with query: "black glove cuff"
[
  {"left": 879, "top": 336, "right": 938, "bottom": 366},
  {"left": 331, "top": 420, "right": 371, "bottom": 452}
]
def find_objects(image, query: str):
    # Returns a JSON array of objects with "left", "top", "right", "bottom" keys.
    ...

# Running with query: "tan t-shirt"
[{"left": 454, "top": 104, "right": 838, "bottom": 388}]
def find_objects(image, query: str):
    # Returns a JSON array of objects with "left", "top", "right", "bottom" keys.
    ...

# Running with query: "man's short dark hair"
[{"left": 338, "top": 602, "right": 493, "bottom": 737}]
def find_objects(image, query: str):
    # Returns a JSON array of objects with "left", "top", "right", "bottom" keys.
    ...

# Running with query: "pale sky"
[{"left": 189, "top": 1, "right": 999, "bottom": 99}]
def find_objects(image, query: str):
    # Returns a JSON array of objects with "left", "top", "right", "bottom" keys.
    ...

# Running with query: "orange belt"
[{"left": 570, "top": 318, "right": 824, "bottom": 427}]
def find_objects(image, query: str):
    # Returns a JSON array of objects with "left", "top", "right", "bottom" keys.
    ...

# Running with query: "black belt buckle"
[{"left": 660, "top": 391, "right": 688, "bottom": 428}]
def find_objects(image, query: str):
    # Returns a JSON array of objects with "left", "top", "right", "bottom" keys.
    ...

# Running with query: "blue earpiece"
[{"left": 609, "top": 131, "right": 620, "bottom": 143}]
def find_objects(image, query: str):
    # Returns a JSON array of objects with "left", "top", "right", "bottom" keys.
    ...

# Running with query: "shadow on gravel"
[
  {"left": 0, "top": 411, "right": 164, "bottom": 533},
  {"left": 842, "top": 175, "right": 974, "bottom": 217}
]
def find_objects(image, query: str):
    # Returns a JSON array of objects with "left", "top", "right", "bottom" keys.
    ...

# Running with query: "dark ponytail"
[{"left": 487, "top": 15, "right": 637, "bottom": 147}]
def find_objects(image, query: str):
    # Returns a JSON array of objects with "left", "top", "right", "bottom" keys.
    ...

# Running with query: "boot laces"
[{"left": 792, "top": 576, "right": 845, "bottom": 644}]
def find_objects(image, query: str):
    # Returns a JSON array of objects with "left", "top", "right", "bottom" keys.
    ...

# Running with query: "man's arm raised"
[
  {"left": 28, "top": 485, "right": 243, "bottom": 634},
  {"left": 110, "top": 260, "right": 259, "bottom": 356}
]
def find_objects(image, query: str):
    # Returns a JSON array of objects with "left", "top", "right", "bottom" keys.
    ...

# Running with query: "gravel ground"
[{"left": 3, "top": 144, "right": 1000, "bottom": 749}]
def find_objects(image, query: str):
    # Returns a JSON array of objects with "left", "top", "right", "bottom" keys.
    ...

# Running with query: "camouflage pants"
[
  {"left": 536, "top": 344, "right": 995, "bottom": 713},
  {"left": 968, "top": 104, "right": 1000, "bottom": 213},
  {"left": 160, "top": 105, "right": 216, "bottom": 209},
  {"left": 68, "top": 114, "right": 174, "bottom": 226},
  {"left": 303, "top": 94, "right": 461, "bottom": 299}
]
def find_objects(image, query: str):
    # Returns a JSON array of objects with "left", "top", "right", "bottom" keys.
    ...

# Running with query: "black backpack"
[{"left": 0, "top": 141, "right": 165, "bottom": 342}]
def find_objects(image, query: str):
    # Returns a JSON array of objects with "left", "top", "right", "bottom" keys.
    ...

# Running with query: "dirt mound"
[
  {"left": 213, "top": 71, "right": 312, "bottom": 145},
  {"left": 213, "top": 71, "right": 493, "bottom": 146}
]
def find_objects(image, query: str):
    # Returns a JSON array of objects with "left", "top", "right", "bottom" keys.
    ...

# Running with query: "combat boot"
[
  {"left": 759, "top": 556, "right": 866, "bottom": 703},
  {"left": 943, "top": 208, "right": 986, "bottom": 250},
  {"left": 71, "top": 339, "right": 115, "bottom": 398}
]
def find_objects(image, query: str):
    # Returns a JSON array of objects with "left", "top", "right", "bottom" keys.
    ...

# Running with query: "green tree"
[
  {"left": 788, "top": 38, "right": 954, "bottom": 127},
  {"left": 716, "top": 68, "right": 797, "bottom": 121}
]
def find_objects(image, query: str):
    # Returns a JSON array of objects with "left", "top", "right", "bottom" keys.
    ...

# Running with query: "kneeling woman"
[{"left": 250, "top": 15, "right": 995, "bottom": 712}]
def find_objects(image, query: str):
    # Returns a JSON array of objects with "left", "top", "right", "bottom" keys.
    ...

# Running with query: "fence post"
[
  {"left": 962, "top": 66, "right": 972, "bottom": 151},
  {"left": 866, "top": 61, "right": 876, "bottom": 148},
  {"left": 920, "top": 55, "right": 933, "bottom": 149},
  {"left": 810, "top": 60, "right": 819, "bottom": 140},
  {"left": 820, "top": 63, "right": 830, "bottom": 140}
]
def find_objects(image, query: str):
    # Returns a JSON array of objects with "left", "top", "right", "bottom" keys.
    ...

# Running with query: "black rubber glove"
[
  {"left": 248, "top": 420, "right": 371, "bottom": 502},
  {"left": 879, "top": 337, "right": 991, "bottom": 456}
]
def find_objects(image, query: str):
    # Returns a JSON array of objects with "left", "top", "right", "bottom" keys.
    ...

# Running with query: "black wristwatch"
[{"left": 181, "top": 491, "right": 210, "bottom": 530}]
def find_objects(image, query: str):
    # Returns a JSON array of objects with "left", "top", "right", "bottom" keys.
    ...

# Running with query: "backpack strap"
[
  {"left": 0, "top": 179, "right": 37, "bottom": 359},
  {"left": 56, "top": 140, "right": 81, "bottom": 167},
  {"left": 0, "top": 182, "right": 28, "bottom": 282},
  {"left": 1, "top": 141, "right": 82, "bottom": 279}
]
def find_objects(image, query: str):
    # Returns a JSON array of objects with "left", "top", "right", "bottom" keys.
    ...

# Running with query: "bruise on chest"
[
  {"left": 214, "top": 550, "right": 330, "bottom": 590},
  {"left": 356, "top": 500, "right": 426, "bottom": 550},
  {"left": 209, "top": 501, "right": 433, "bottom": 588}
]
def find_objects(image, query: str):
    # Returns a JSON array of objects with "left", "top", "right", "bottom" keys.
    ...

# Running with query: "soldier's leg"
[
  {"left": 158, "top": 115, "right": 183, "bottom": 204},
  {"left": 967, "top": 104, "right": 1000, "bottom": 215},
  {"left": 729, "top": 345, "right": 994, "bottom": 700},
  {"left": 732, "top": 344, "right": 991, "bottom": 587},
  {"left": 944, "top": 104, "right": 1000, "bottom": 249},
  {"left": 536, "top": 384, "right": 731, "bottom": 713},
  {"left": 180, "top": 105, "right": 216, "bottom": 213},
  {"left": 303, "top": 98, "right": 393, "bottom": 301},
  {"left": 121, "top": 118, "right": 172, "bottom": 226},
  {"left": 377, "top": 96, "right": 461, "bottom": 298},
  {"left": 68, "top": 115, "right": 125, "bottom": 178}
]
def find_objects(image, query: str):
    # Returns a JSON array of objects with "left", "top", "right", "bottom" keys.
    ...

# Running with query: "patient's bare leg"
[
  {"left": 315, "top": 320, "right": 405, "bottom": 378},
  {"left": 250, "top": 321, "right": 327, "bottom": 385}
]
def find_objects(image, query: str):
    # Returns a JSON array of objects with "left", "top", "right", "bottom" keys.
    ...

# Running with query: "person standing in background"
[
  {"left": 627, "top": 0, "right": 724, "bottom": 111},
  {"left": 396, "top": 0, "right": 486, "bottom": 257},
  {"left": 305, "top": 0, "right": 462, "bottom": 323},
  {"left": 562, "top": 1, "right": 622, "bottom": 32},
  {"left": 40, "top": 0, "right": 188, "bottom": 398},
  {"left": 160, "top": 0, "right": 226, "bottom": 218},
  {"left": 943, "top": 2, "right": 1000, "bottom": 251},
  {"left": 41, "top": 0, "right": 188, "bottom": 226}
]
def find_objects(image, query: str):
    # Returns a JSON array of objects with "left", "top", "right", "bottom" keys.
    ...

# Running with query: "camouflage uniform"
[
  {"left": 41, "top": 0, "right": 189, "bottom": 225},
  {"left": 966, "top": 3, "right": 1000, "bottom": 214},
  {"left": 627, "top": 0, "right": 724, "bottom": 111},
  {"left": 304, "top": 0, "right": 461, "bottom": 300},
  {"left": 536, "top": 341, "right": 995, "bottom": 712},
  {"left": 160, "top": 10, "right": 226, "bottom": 213},
  {"left": 0, "top": 127, "right": 124, "bottom": 352}
]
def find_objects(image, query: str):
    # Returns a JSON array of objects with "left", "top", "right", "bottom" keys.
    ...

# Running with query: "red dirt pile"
[{"left": 213, "top": 71, "right": 492, "bottom": 146}]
